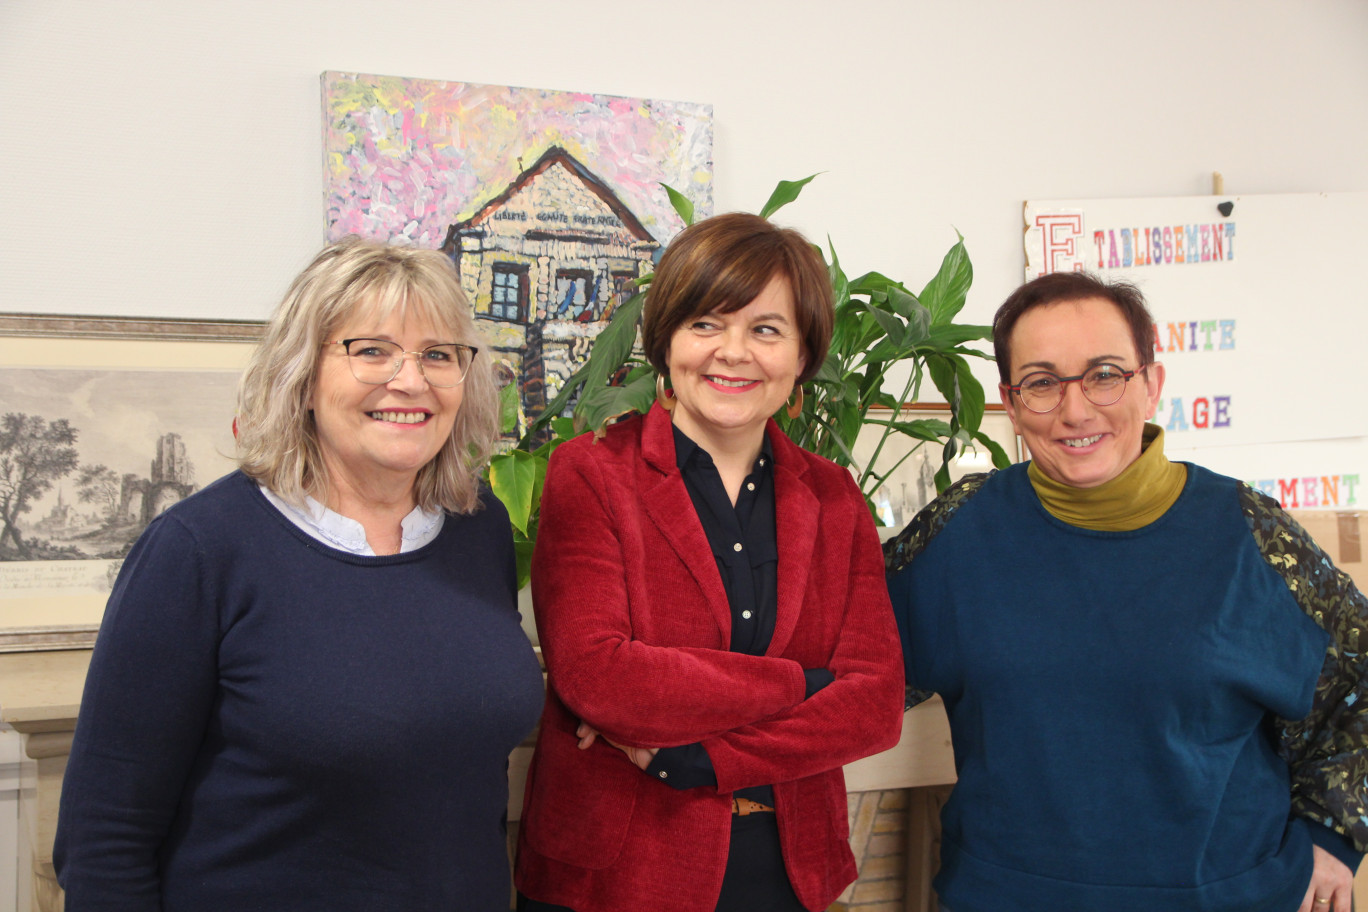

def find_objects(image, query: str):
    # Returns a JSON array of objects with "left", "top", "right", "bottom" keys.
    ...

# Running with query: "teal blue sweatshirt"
[{"left": 887, "top": 462, "right": 1362, "bottom": 912}]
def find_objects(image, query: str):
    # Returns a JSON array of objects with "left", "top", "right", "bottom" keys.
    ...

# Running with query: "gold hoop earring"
[
  {"left": 785, "top": 385, "right": 804, "bottom": 420},
  {"left": 655, "top": 373, "right": 676, "bottom": 412}
]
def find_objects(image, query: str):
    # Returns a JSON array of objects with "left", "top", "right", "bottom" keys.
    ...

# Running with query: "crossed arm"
[{"left": 531, "top": 445, "right": 903, "bottom": 792}]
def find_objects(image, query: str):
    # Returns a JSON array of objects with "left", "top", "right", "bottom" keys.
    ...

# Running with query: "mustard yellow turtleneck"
[{"left": 1026, "top": 424, "right": 1187, "bottom": 531}]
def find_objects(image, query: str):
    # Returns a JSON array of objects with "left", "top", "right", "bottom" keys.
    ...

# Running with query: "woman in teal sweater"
[{"left": 886, "top": 272, "right": 1368, "bottom": 912}]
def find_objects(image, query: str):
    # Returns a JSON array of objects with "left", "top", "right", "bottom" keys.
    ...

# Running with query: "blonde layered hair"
[{"left": 236, "top": 237, "right": 499, "bottom": 515}]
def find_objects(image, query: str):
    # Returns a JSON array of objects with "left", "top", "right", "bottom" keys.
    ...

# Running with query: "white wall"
[{"left": 4, "top": 0, "right": 1366, "bottom": 342}]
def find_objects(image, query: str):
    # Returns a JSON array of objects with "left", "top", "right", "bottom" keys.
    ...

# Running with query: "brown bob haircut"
[
  {"left": 992, "top": 271, "right": 1156, "bottom": 385},
  {"left": 641, "top": 212, "right": 834, "bottom": 386}
]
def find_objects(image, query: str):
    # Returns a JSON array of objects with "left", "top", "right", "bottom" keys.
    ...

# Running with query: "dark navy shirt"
[
  {"left": 643, "top": 427, "right": 783, "bottom": 803},
  {"left": 673, "top": 426, "right": 779, "bottom": 655}
]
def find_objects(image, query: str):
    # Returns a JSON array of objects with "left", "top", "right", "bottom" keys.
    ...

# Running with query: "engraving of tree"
[
  {"left": 0, "top": 413, "right": 79, "bottom": 559},
  {"left": 77, "top": 464, "right": 122, "bottom": 525}
]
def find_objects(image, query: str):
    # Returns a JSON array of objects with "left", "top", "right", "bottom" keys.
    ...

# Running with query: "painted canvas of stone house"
[
  {"left": 442, "top": 147, "right": 657, "bottom": 428},
  {"left": 322, "top": 72, "right": 713, "bottom": 432}
]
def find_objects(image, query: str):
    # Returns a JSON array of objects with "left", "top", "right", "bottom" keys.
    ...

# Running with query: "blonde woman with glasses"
[{"left": 55, "top": 238, "right": 543, "bottom": 911}]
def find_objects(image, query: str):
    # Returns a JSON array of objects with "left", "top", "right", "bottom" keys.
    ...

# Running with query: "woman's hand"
[
  {"left": 575, "top": 722, "right": 659, "bottom": 771},
  {"left": 1298, "top": 844, "right": 1355, "bottom": 912}
]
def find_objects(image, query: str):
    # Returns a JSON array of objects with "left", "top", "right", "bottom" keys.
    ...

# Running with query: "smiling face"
[
  {"left": 310, "top": 305, "right": 464, "bottom": 505},
  {"left": 1000, "top": 296, "right": 1164, "bottom": 489},
  {"left": 665, "top": 274, "right": 806, "bottom": 454}
]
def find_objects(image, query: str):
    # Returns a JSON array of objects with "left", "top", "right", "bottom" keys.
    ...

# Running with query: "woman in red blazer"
[{"left": 515, "top": 213, "right": 905, "bottom": 912}]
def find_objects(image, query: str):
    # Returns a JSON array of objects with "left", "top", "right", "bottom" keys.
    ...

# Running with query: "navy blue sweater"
[
  {"left": 55, "top": 471, "right": 544, "bottom": 911},
  {"left": 888, "top": 463, "right": 1351, "bottom": 912}
]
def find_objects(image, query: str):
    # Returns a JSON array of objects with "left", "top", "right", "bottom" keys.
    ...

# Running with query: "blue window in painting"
[{"left": 490, "top": 264, "right": 528, "bottom": 322}]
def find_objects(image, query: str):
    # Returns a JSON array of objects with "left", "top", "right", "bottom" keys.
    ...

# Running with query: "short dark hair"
[
  {"left": 993, "top": 272, "right": 1155, "bottom": 384},
  {"left": 641, "top": 212, "right": 834, "bottom": 385}
]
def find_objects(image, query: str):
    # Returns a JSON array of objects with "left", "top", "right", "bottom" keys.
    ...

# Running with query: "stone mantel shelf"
[{"left": 0, "top": 650, "right": 87, "bottom": 735}]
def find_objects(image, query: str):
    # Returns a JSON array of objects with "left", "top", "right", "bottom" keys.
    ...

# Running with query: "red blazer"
[{"left": 515, "top": 404, "right": 904, "bottom": 912}]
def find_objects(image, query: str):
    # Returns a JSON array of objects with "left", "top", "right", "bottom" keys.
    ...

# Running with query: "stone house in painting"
[{"left": 442, "top": 146, "right": 659, "bottom": 427}]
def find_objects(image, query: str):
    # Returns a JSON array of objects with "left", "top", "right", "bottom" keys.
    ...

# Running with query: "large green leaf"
[
  {"left": 883, "top": 285, "right": 921, "bottom": 321},
  {"left": 827, "top": 240, "right": 849, "bottom": 310},
  {"left": 934, "top": 457, "right": 954, "bottom": 494},
  {"left": 953, "top": 359, "right": 986, "bottom": 434},
  {"left": 927, "top": 354, "right": 959, "bottom": 411},
  {"left": 855, "top": 360, "right": 887, "bottom": 402},
  {"left": 829, "top": 308, "right": 856, "bottom": 360},
  {"left": 926, "top": 355, "right": 986, "bottom": 435},
  {"left": 919, "top": 233, "right": 973, "bottom": 324},
  {"left": 951, "top": 345, "right": 998, "bottom": 362},
  {"left": 862, "top": 416, "right": 953, "bottom": 442},
  {"left": 868, "top": 390, "right": 901, "bottom": 411},
  {"left": 489, "top": 449, "right": 544, "bottom": 536},
  {"left": 661, "top": 182, "right": 695, "bottom": 226},
  {"left": 892, "top": 289, "right": 932, "bottom": 343},
  {"left": 831, "top": 299, "right": 876, "bottom": 362},
  {"left": 512, "top": 529, "right": 535, "bottom": 592},
  {"left": 866, "top": 307, "right": 906, "bottom": 348},
  {"left": 919, "top": 323, "right": 992, "bottom": 351},
  {"left": 803, "top": 409, "right": 859, "bottom": 466},
  {"left": 548, "top": 416, "right": 577, "bottom": 446},
  {"left": 865, "top": 334, "right": 917, "bottom": 363},
  {"left": 815, "top": 352, "right": 846, "bottom": 385},
  {"left": 579, "top": 291, "right": 646, "bottom": 396},
  {"left": 970, "top": 428, "right": 1013, "bottom": 469},
  {"left": 758, "top": 174, "right": 819, "bottom": 220},
  {"left": 577, "top": 370, "right": 657, "bottom": 436},
  {"left": 847, "top": 271, "right": 909, "bottom": 298},
  {"left": 834, "top": 403, "right": 864, "bottom": 457}
]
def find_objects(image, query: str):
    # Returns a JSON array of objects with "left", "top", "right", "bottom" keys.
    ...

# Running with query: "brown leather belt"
[{"left": 731, "top": 797, "right": 774, "bottom": 815}]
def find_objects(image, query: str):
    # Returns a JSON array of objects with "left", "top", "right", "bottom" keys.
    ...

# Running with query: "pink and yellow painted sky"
[{"left": 323, "top": 71, "right": 714, "bottom": 248}]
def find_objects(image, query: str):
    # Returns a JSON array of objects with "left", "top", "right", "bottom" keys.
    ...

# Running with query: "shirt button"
[
  {"left": 658, "top": 770, "right": 668, "bottom": 779},
  {"left": 759, "top": 458, "right": 766, "bottom": 466},
  {"left": 746, "top": 482, "right": 755, "bottom": 491},
  {"left": 733, "top": 543, "right": 742, "bottom": 552},
  {"left": 742, "top": 610, "right": 752, "bottom": 619}
]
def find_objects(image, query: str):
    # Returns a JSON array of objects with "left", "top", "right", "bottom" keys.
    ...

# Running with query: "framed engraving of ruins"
[{"left": 0, "top": 314, "right": 262, "bottom": 651}]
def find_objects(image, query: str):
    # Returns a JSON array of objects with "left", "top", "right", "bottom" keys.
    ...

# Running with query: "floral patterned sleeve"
[
  {"left": 883, "top": 473, "right": 992, "bottom": 574},
  {"left": 1240, "top": 482, "right": 1368, "bottom": 855}
]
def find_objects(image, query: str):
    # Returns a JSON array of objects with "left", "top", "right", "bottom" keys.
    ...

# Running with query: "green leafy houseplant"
[{"left": 486, "top": 176, "right": 1011, "bottom": 588}]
